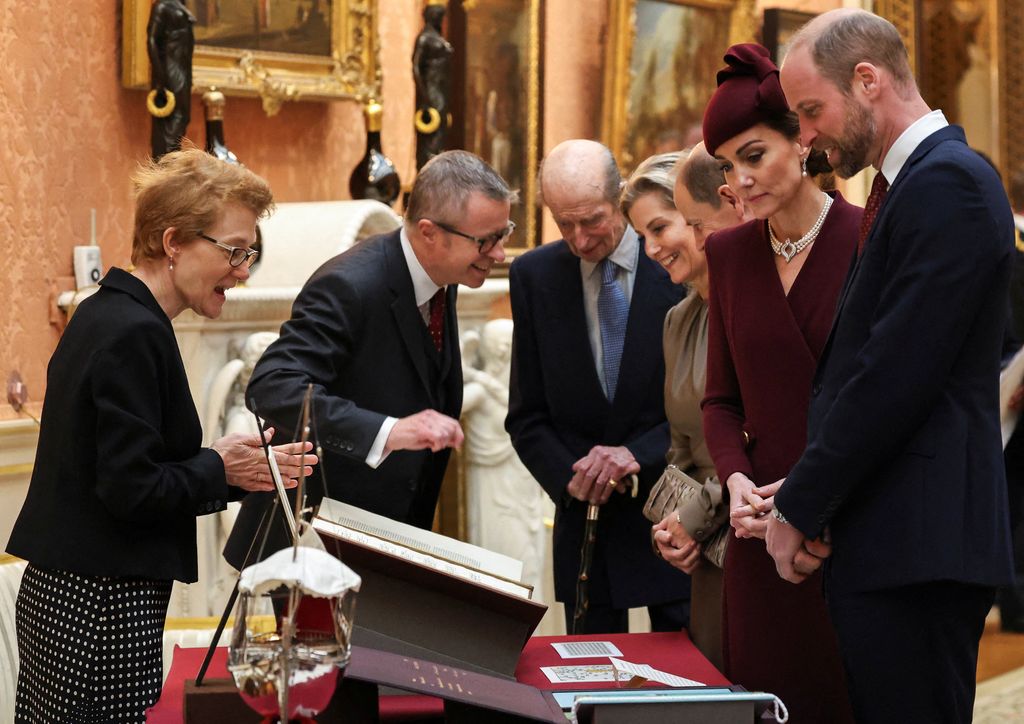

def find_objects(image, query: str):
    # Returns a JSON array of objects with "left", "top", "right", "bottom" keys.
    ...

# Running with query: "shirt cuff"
[{"left": 366, "top": 416, "right": 398, "bottom": 469}]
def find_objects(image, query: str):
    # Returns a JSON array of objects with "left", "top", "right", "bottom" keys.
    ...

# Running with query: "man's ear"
[
  {"left": 718, "top": 184, "right": 745, "bottom": 218},
  {"left": 852, "top": 62, "right": 880, "bottom": 99},
  {"left": 416, "top": 218, "right": 439, "bottom": 245}
]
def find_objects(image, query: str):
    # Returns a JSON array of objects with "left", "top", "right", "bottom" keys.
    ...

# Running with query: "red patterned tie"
[
  {"left": 858, "top": 172, "right": 889, "bottom": 256},
  {"left": 428, "top": 288, "right": 445, "bottom": 352}
]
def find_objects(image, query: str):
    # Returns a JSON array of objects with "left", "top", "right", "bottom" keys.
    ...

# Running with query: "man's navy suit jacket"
[
  {"left": 777, "top": 125, "right": 1015, "bottom": 594},
  {"left": 505, "top": 239, "right": 689, "bottom": 608},
  {"left": 224, "top": 230, "right": 461, "bottom": 569}
]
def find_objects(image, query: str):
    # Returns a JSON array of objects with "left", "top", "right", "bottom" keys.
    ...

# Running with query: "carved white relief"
[{"left": 461, "top": 319, "right": 554, "bottom": 611}]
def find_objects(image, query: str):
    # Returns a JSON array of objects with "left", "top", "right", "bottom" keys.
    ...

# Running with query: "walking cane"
[
  {"left": 571, "top": 503, "right": 600, "bottom": 635},
  {"left": 570, "top": 475, "right": 638, "bottom": 635}
]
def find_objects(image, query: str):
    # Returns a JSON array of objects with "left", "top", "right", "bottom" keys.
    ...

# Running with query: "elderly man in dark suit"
[
  {"left": 225, "top": 150, "right": 515, "bottom": 567},
  {"left": 506, "top": 139, "right": 689, "bottom": 634},
  {"left": 765, "top": 9, "right": 1014, "bottom": 722}
]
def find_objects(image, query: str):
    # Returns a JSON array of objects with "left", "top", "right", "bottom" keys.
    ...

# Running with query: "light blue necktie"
[{"left": 598, "top": 258, "right": 628, "bottom": 400}]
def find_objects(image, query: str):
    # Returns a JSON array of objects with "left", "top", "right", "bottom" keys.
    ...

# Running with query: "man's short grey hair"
[
  {"left": 679, "top": 147, "right": 725, "bottom": 209},
  {"left": 406, "top": 150, "right": 518, "bottom": 223},
  {"left": 791, "top": 11, "right": 915, "bottom": 97},
  {"left": 537, "top": 143, "right": 623, "bottom": 207}
]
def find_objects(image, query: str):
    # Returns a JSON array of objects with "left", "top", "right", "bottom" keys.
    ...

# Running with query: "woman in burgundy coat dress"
[{"left": 699, "top": 44, "right": 860, "bottom": 722}]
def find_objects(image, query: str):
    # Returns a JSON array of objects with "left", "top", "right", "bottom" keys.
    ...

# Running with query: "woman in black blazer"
[{"left": 6, "top": 148, "right": 313, "bottom": 723}]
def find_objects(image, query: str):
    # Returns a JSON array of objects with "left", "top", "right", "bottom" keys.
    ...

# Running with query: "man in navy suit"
[
  {"left": 225, "top": 151, "right": 515, "bottom": 568},
  {"left": 766, "top": 9, "right": 1014, "bottom": 722},
  {"left": 506, "top": 139, "right": 689, "bottom": 634}
]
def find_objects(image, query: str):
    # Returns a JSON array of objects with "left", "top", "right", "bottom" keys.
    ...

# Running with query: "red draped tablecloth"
[
  {"left": 516, "top": 631, "right": 730, "bottom": 690},
  {"left": 148, "top": 631, "right": 727, "bottom": 722}
]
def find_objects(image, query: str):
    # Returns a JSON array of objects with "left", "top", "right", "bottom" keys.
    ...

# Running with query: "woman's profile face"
[
  {"left": 630, "top": 192, "right": 706, "bottom": 287},
  {"left": 714, "top": 123, "right": 804, "bottom": 221},
  {"left": 170, "top": 201, "right": 257, "bottom": 320}
]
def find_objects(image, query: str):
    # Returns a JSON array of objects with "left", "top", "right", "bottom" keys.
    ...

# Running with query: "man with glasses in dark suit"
[{"left": 225, "top": 150, "right": 516, "bottom": 567}]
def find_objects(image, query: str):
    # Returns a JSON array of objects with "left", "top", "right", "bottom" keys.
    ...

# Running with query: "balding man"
[
  {"left": 506, "top": 140, "right": 688, "bottom": 634},
  {"left": 766, "top": 10, "right": 1014, "bottom": 721}
]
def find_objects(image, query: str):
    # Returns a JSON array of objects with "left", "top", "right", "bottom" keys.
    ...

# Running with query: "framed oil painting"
[
  {"left": 122, "top": 0, "right": 382, "bottom": 115},
  {"left": 762, "top": 8, "right": 815, "bottom": 65},
  {"left": 602, "top": 0, "right": 758, "bottom": 172},
  {"left": 448, "top": 0, "right": 544, "bottom": 262}
]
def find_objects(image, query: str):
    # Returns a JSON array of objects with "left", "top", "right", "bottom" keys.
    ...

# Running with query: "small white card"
[
  {"left": 551, "top": 641, "right": 623, "bottom": 659},
  {"left": 540, "top": 664, "right": 630, "bottom": 684},
  {"left": 610, "top": 658, "right": 704, "bottom": 688}
]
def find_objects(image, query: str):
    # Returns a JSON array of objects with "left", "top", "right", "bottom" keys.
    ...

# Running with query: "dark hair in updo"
[{"left": 761, "top": 110, "right": 832, "bottom": 178}]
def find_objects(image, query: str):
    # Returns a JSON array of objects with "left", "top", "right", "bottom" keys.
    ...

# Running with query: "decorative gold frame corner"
[{"left": 122, "top": 0, "right": 382, "bottom": 116}]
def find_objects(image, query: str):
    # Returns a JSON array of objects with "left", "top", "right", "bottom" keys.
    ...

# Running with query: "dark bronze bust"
[
  {"left": 147, "top": 0, "right": 195, "bottom": 159},
  {"left": 412, "top": 2, "right": 453, "bottom": 170}
]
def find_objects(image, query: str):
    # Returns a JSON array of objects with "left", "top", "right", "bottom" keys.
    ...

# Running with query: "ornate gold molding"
[
  {"left": 524, "top": 0, "right": 543, "bottom": 255},
  {"left": 875, "top": 0, "right": 917, "bottom": 75},
  {"left": 999, "top": 0, "right": 1023, "bottom": 180},
  {"left": 123, "top": 0, "right": 382, "bottom": 117}
]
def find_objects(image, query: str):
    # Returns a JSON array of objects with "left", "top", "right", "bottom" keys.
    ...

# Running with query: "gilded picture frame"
[
  {"left": 601, "top": 0, "right": 758, "bottom": 171},
  {"left": 876, "top": 0, "right": 1023, "bottom": 183},
  {"left": 448, "top": 0, "right": 545, "bottom": 267},
  {"left": 762, "top": 8, "right": 815, "bottom": 65},
  {"left": 122, "top": 0, "right": 382, "bottom": 116}
]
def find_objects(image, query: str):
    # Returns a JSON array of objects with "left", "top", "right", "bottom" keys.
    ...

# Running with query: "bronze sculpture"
[
  {"left": 412, "top": 1, "right": 453, "bottom": 170},
  {"left": 147, "top": 0, "right": 196, "bottom": 159}
]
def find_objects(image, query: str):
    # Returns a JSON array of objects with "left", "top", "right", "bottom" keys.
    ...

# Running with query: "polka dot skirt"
[{"left": 14, "top": 564, "right": 172, "bottom": 723}]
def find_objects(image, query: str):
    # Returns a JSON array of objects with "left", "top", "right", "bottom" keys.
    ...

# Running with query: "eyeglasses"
[
  {"left": 431, "top": 220, "right": 515, "bottom": 254},
  {"left": 198, "top": 233, "right": 260, "bottom": 268}
]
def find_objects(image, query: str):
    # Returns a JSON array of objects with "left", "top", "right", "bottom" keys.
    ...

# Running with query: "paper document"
[
  {"left": 551, "top": 641, "right": 622, "bottom": 659},
  {"left": 609, "top": 658, "right": 704, "bottom": 688},
  {"left": 1000, "top": 346, "right": 1024, "bottom": 448},
  {"left": 540, "top": 664, "right": 628, "bottom": 684}
]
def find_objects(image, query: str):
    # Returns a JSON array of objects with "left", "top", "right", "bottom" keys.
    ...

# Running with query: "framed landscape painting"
[{"left": 602, "top": 0, "right": 757, "bottom": 171}]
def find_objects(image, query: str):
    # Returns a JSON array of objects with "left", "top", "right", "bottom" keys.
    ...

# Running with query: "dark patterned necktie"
[
  {"left": 428, "top": 288, "right": 445, "bottom": 352},
  {"left": 597, "top": 259, "right": 628, "bottom": 400},
  {"left": 858, "top": 172, "right": 890, "bottom": 256}
]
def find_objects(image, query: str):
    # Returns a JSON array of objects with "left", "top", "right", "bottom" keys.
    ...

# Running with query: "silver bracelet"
[{"left": 772, "top": 507, "right": 789, "bottom": 525}]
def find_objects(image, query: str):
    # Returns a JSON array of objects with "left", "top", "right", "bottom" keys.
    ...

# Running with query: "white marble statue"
[{"left": 461, "top": 319, "right": 553, "bottom": 605}]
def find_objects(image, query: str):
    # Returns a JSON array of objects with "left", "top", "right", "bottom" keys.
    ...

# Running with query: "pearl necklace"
[{"left": 768, "top": 194, "right": 834, "bottom": 263}]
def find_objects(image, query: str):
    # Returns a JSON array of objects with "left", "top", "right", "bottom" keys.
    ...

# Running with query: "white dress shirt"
[
  {"left": 879, "top": 109, "right": 949, "bottom": 185},
  {"left": 365, "top": 228, "right": 441, "bottom": 468}
]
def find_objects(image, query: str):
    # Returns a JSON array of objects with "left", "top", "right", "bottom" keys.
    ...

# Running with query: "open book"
[{"left": 313, "top": 498, "right": 533, "bottom": 600}]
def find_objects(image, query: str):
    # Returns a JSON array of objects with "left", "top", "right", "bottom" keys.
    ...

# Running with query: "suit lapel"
[
  {"left": 611, "top": 250, "right": 660, "bottom": 414},
  {"left": 541, "top": 247, "right": 608, "bottom": 410},
  {"left": 817, "top": 125, "right": 965, "bottom": 368},
  {"left": 439, "top": 283, "right": 460, "bottom": 380},
  {"left": 385, "top": 233, "right": 436, "bottom": 402}
]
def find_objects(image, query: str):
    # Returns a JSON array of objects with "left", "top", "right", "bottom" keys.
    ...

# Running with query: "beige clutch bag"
[{"left": 643, "top": 465, "right": 729, "bottom": 569}]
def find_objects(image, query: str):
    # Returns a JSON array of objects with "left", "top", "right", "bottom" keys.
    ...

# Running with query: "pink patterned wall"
[{"left": 0, "top": 0, "right": 418, "bottom": 418}]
